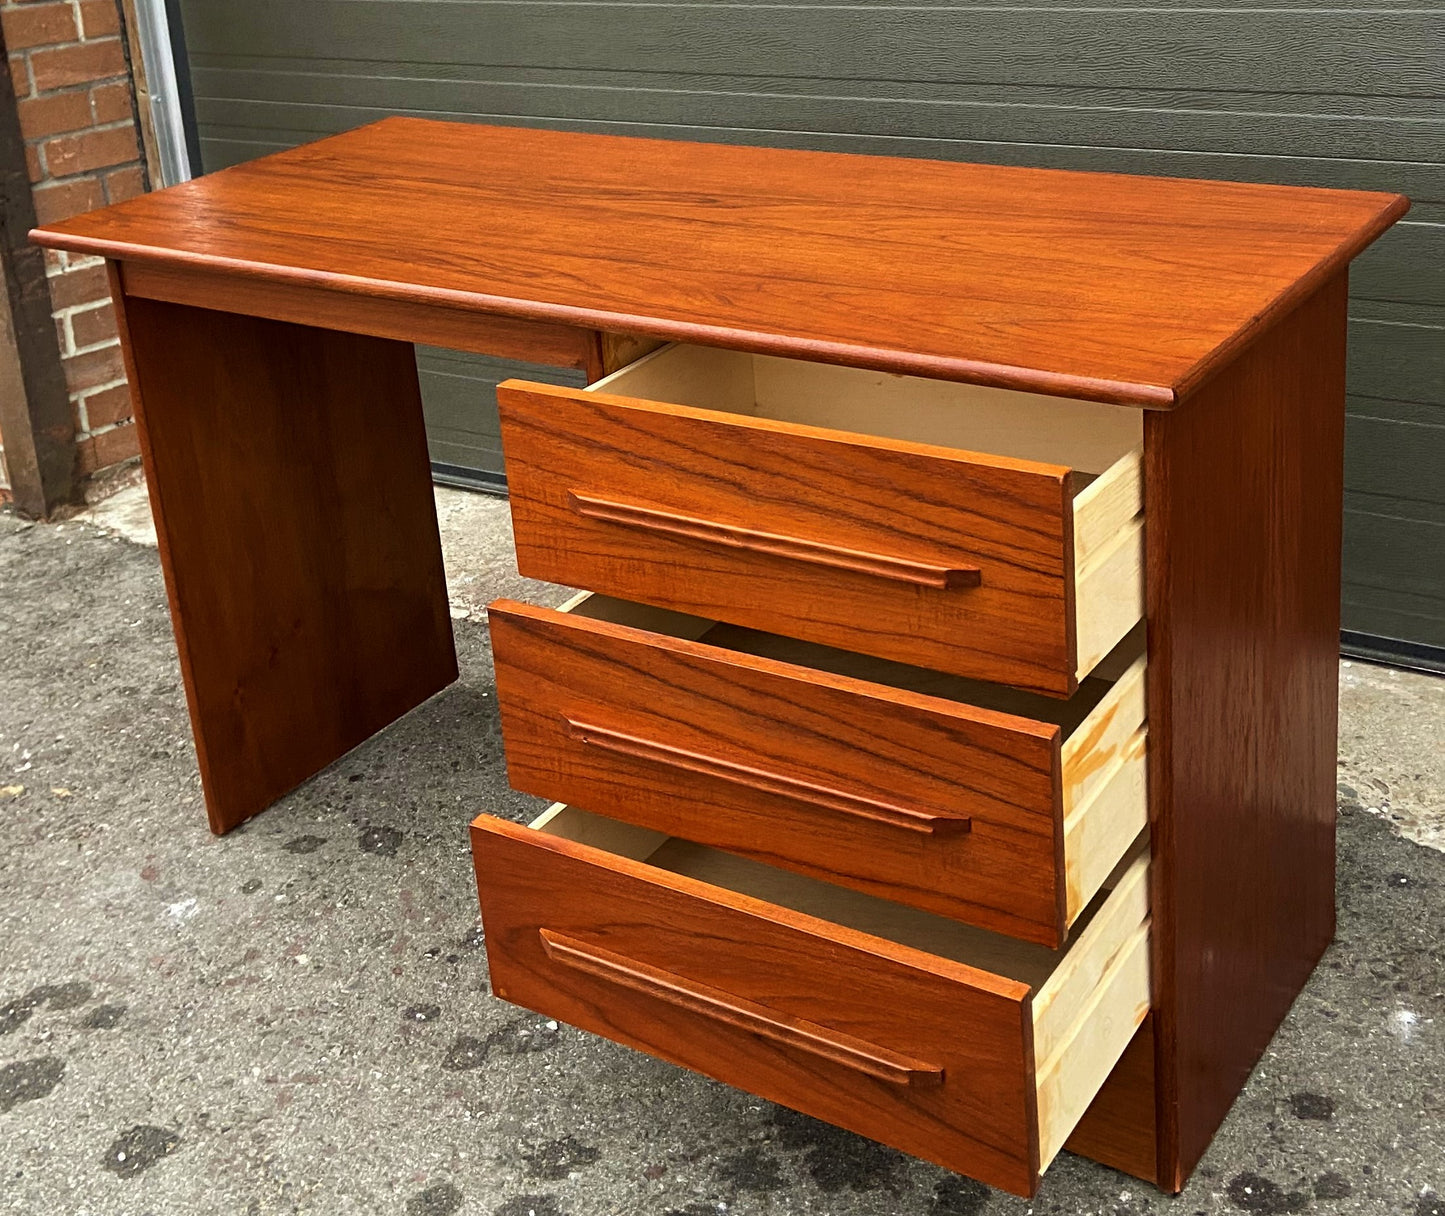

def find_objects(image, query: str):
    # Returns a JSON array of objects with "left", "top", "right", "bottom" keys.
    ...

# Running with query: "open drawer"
[
  {"left": 498, "top": 344, "right": 1144, "bottom": 697},
  {"left": 471, "top": 805, "right": 1152, "bottom": 1197},
  {"left": 488, "top": 593, "right": 1147, "bottom": 947}
]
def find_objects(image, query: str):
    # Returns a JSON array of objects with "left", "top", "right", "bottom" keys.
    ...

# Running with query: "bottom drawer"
[{"left": 471, "top": 805, "right": 1151, "bottom": 1197}]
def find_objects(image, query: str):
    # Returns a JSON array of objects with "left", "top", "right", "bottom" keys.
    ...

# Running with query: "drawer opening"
[
  {"left": 531, "top": 802, "right": 1130, "bottom": 982},
  {"left": 589, "top": 342, "right": 1142, "bottom": 479},
  {"left": 522, "top": 800, "right": 1151, "bottom": 1176},
  {"left": 564, "top": 593, "right": 1142, "bottom": 733},
  {"left": 561, "top": 591, "right": 1148, "bottom": 925}
]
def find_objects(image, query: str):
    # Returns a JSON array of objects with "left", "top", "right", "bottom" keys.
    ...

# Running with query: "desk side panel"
[
  {"left": 1146, "top": 273, "right": 1346, "bottom": 1187},
  {"left": 111, "top": 266, "right": 458, "bottom": 833}
]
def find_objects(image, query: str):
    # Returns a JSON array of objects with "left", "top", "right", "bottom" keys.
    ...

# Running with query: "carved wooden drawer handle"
[
  {"left": 538, "top": 929, "right": 946, "bottom": 1087},
  {"left": 566, "top": 718, "right": 972, "bottom": 837},
  {"left": 567, "top": 491, "right": 981, "bottom": 590}
]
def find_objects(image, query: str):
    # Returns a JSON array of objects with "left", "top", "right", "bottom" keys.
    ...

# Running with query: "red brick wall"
[{"left": 3, "top": 0, "right": 145, "bottom": 483}]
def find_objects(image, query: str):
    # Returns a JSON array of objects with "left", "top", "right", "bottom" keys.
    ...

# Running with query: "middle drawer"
[{"left": 489, "top": 592, "right": 1147, "bottom": 949}]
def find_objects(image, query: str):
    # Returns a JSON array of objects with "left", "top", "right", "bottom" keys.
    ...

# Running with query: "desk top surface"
[{"left": 34, "top": 118, "right": 1406, "bottom": 407}]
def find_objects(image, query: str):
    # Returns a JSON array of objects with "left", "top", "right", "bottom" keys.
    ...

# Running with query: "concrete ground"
[{"left": 1, "top": 482, "right": 1442, "bottom": 1216}]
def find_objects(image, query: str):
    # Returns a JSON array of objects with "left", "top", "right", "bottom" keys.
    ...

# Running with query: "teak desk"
[{"left": 34, "top": 119, "right": 1406, "bottom": 1197}]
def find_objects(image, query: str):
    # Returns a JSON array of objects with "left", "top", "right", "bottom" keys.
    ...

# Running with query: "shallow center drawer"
[
  {"left": 489, "top": 593, "right": 1147, "bottom": 948},
  {"left": 472, "top": 805, "right": 1151, "bottom": 1198},
  {"left": 498, "top": 343, "right": 1144, "bottom": 697}
]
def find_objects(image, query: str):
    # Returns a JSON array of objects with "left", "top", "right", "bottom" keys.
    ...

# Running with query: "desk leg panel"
[
  {"left": 1146, "top": 272, "right": 1347, "bottom": 1189},
  {"left": 111, "top": 269, "right": 458, "bottom": 834}
]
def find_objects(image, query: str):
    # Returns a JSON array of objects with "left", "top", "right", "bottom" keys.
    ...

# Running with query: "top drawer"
[{"left": 500, "top": 344, "right": 1144, "bottom": 696}]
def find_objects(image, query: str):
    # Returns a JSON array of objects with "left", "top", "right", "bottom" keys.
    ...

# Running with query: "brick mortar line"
[
  {"left": 77, "top": 375, "right": 126, "bottom": 399},
  {"left": 74, "top": 374, "right": 131, "bottom": 438},
  {"left": 6, "top": 39, "right": 130, "bottom": 101},
  {"left": 9, "top": 37, "right": 124, "bottom": 53},
  {"left": 2, "top": 0, "right": 142, "bottom": 484},
  {"left": 45, "top": 252, "right": 106, "bottom": 274},
  {"left": 54, "top": 298, "right": 110, "bottom": 319},
  {"left": 67, "top": 331, "right": 120, "bottom": 358},
  {"left": 4, "top": 32, "right": 125, "bottom": 56},
  {"left": 33, "top": 114, "right": 139, "bottom": 155},
  {"left": 22, "top": 81, "right": 136, "bottom": 116},
  {"left": 86, "top": 419, "right": 132, "bottom": 435},
  {"left": 22, "top": 70, "right": 132, "bottom": 90},
  {"left": 36, "top": 159, "right": 144, "bottom": 184}
]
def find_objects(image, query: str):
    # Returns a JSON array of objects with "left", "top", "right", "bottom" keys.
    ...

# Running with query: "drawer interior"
[
  {"left": 589, "top": 342, "right": 1143, "bottom": 481},
  {"left": 528, "top": 800, "right": 1151, "bottom": 1173},
  {"left": 533, "top": 804, "right": 1108, "bottom": 982},
  {"left": 566, "top": 592, "right": 1145, "bottom": 762}
]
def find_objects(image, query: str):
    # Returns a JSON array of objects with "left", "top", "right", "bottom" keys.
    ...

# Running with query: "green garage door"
[{"left": 170, "top": 1, "right": 1445, "bottom": 662}]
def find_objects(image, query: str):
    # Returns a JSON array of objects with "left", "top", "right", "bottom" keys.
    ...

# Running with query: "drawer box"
[
  {"left": 489, "top": 593, "right": 1147, "bottom": 948},
  {"left": 498, "top": 344, "right": 1144, "bottom": 696},
  {"left": 471, "top": 805, "right": 1151, "bottom": 1197}
]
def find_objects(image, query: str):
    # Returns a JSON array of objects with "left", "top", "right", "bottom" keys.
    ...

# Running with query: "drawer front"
[
  {"left": 490, "top": 598, "right": 1065, "bottom": 944},
  {"left": 490, "top": 598, "right": 1149, "bottom": 947},
  {"left": 498, "top": 380, "right": 1081, "bottom": 696},
  {"left": 471, "top": 814, "right": 1044, "bottom": 1195}
]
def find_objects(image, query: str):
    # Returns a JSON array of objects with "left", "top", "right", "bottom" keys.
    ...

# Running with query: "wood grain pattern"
[
  {"left": 473, "top": 808, "right": 1152, "bottom": 1194},
  {"left": 567, "top": 491, "right": 984, "bottom": 590},
  {"left": 673, "top": 613, "right": 1149, "bottom": 932},
  {"left": 121, "top": 259, "right": 596, "bottom": 370},
  {"left": 499, "top": 380, "right": 1083, "bottom": 694},
  {"left": 1146, "top": 272, "right": 1349, "bottom": 1189},
  {"left": 110, "top": 272, "right": 457, "bottom": 833},
  {"left": 30, "top": 126, "right": 1395, "bottom": 1193},
  {"left": 564, "top": 717, "right": 975, "bottom": 837},
  {"left": 487, "top": 597, "right": 1150, "bottom": 946},
  {"left": 471, "top": 811, "right": 1044, "bottom": 1195},
  {"left": 489, "top": 598, "right": 1062, "bottom": 941},
  {"left": 1032, "top": 850, "right": 1150, "bottom": 1079},
  {"left": 639, "top": 824, "right": 1153, "bottom": 1173},
  {"left": 538, "top": 929, "right": 947, "bottom": 1087},
  {"left": 33, "top": 119, "right": 1406, "bottom": 406},
  {"left": 602, "top": 344, "right": 1146, "bottom": 473},
  {"left": 1065, "top": 727, "right": 1149, "bottom": 924},
  {"left": 1037, "top": 925, "right": 1151, "bottom": 1169},
  {"left": 556, "top": 342, "right": 1145, "bottom": 686},
  {"left": 1074, "top": 518, "right": 1147, "bottom": 680},
  {"left": 1073, "top": 449, "right": 1144, "bottom": 570},
  {"left": 595, "top": 331, "right": 666, "bottom": 380}
]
